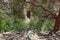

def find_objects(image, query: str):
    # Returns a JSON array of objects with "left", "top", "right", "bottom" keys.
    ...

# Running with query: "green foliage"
[
  {"left": 29, "top": 18, "right": 54, "bottom": 31},
  {"left": 0, "top": 14, "right": 14, "bottom": 33},
  {"left": 0, "top": 4, "right": 2, "bottom": 9},
  {"left": 0, "top": 0, "right": 55, "bottom": 33},
  {"left": 0, "top": 4, "right": 14, "bottom": 33},
  {"left": 41, "top": 19, "right": 55, "bottom": 31},
  {"left": 29, "top": 18, "right": 41, "bottom": 31},
  {"left": 14, "top": 18, "right": 29, "bottom": 32}
]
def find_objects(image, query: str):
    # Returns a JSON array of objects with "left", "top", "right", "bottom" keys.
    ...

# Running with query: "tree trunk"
[
  {"left": 53, "top": 9, "right": 60, "bottom": 31},
  {"left": 48, "top": 0, "right": 60, "bottom": 35},
  {"left": 48, "top": 9, "right": 60, "bottom": 36}
]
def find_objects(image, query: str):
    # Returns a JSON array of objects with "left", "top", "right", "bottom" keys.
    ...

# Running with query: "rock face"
[{"left": 0, "top": 29, "right": 60, "bottom": 40}]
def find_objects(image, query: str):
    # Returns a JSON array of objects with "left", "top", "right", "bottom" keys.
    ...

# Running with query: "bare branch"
[{"left": 25, "top": 1, "right": 56, "bottom": 17}]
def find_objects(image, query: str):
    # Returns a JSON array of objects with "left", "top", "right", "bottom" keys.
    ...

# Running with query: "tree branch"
[{"left": 25, "top": 1, "right": 56, "bottom": 17}]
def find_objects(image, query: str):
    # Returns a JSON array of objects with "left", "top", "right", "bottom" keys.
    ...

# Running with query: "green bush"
[
  {"left": 0, "top": 4, "right": 14, "bottom": 33},
  {"left": 0, "top": 13, "right": 14, "bottom": 33},
  {"left": 41, "top": 19, "right": 55, "bottom": 31},
  {"left": 29, "top": 18, "right": 55, "bottom": 31},
  {"left": 13, "top": 18, "right": 29, "bottom": 32}
]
